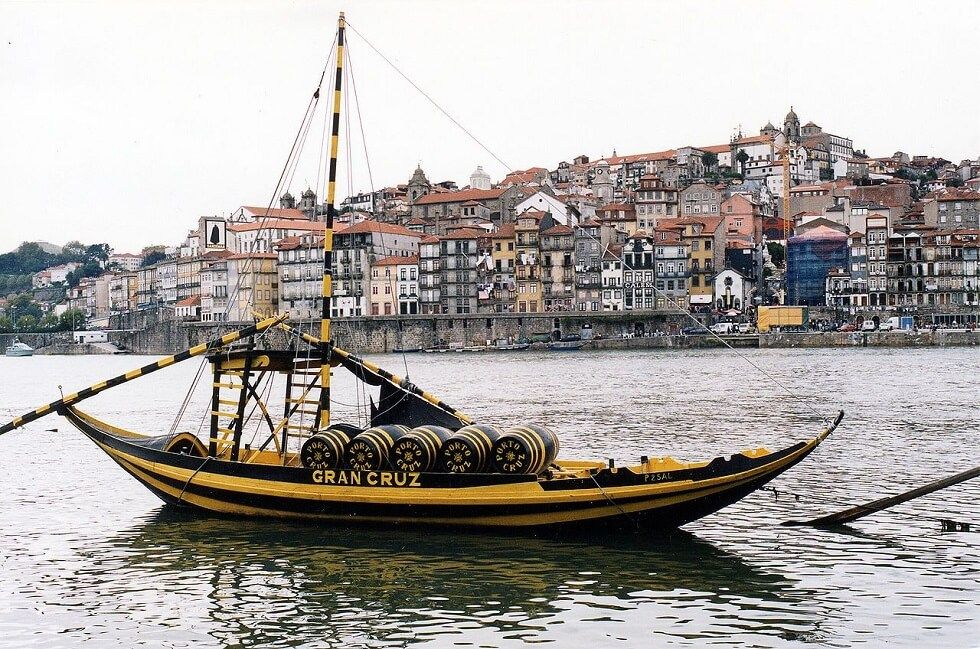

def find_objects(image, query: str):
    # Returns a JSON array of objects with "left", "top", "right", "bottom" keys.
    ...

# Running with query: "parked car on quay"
[{"left": 838, "top": 323, "right": 856, "bottom": 332}]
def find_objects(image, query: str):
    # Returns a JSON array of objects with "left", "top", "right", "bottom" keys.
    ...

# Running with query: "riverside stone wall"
[
  {"left": 109, "top": 311, "right": 698, "bottom": 355},
  {"left": 0, "top": 331, "right": 72, "bottom": 350}
]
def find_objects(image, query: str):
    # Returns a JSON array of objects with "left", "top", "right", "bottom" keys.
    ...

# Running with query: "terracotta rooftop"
[
  {"left": 241, "top": 206, "right": 309, "bottom": 220},
  {"left": 441, "top": 227, "right": 487, "bottom": 240},
  {"left": 935, "top": 188, "right": 980, "bottom": 202},
  {"left": 414, "top": 187, "right": 508, "bottom": 205},
  {"left": 336, "top": 220, "right": 420, "bottom": 237},
  {"left": 541, "top": 224, "right": 573, "bottom": 236},
  {"left": 176, "top": 295, "right": 201, "bottom": 307},
  {"left": 491, "top": 223, "right": 516, "bottom": 239},
  {"left": 657, "top": 216, "right": 725, "bottom": 232},
  {"left": 373, "top": 254, "right": 418, "bottom": 266},
  {"left": 228, "top": 219, "right": 325, "bottom": 233}
]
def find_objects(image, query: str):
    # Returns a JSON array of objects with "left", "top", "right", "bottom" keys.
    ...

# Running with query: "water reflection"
[{"left": 56, "top": 508, "right": 819, "bottom": 648}]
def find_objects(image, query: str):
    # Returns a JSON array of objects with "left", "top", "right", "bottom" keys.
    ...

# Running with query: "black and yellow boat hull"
[{"left": 65, "top": 407, "right": 843, "bottom": 531}]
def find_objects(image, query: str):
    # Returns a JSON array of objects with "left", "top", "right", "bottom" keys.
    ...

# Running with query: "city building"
[
  {"left": 634, "top": 175, "right": 678, "bottom": 231},
  {"left": 574, "top": 219, "right": 604, "bottom": 312},
  {"left": 713, "top": 268, "right": 754, "bottom": 312},
  {"left": 600, "top": 245, "right": 624, "bottom": 311},
  {"left": 438, "top": 227, "right": 483, "bottom": 314},
  {"left": 786, "top": 226, "right": 849, "bottom": 306},
  {"left": 539, "top": 224, "right": 575, "bottom": 312}
]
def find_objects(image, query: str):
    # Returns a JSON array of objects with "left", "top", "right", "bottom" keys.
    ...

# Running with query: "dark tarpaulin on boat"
[
  {"left": 370, "top": 380, "right": 467, "bottom": 430},
  {"left": 332, "top": 350, "right": 467, "bottom": 431}
]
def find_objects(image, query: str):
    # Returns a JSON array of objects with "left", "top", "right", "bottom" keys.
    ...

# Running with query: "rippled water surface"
[{"left": 1, "top": 347, "right": 978, "bottom": 648}]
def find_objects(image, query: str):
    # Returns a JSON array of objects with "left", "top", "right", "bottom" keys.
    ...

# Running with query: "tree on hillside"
[
  {"left": 15, "top": 314, "right": 38, "bottom": 331},
  {"left": 86, "top": 243, "right": 112, "bottom": 266},
  {"left": 141, "top": 250, "right": 167, "bottom": 267},
  {"left": 947, "top": 177, "right": 964, "bottom": 187},
  {"left": 8, "top": 293, "right": 43, "bottom": 322},
  {"left": 62, "top": 240, "right": 87, "bottom": 262},
  {"left": 735, "top": 149, "right": 749, "bottom": 176},
  {"left": 0, "top": 316, "right": 11, "bottom": 332},
  {"left": 60, "top": 308, "right": 85, "bottom": 331},
  {"left": 66, "top": 259, "right": 103, "bottom": 288},
  {"left": 0, "top": 242, "right": 57, "bottom": 275},
  {"left": 701, "top": 151, "right": 719, "bottom": 174},
  {"left": 39, "top": 313, "right": 60, "bottom": 330},
  {"left": 766, "top": 241, "right": 786, "bottom": 268}
]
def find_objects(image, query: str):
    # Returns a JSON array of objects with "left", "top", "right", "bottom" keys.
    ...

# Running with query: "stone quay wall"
[
  {"left": 105, "top": 310, "right": 980, "bottom": 356},
  {"left": 108, "top": 311, "right": 697, "bottom": 355},
  {"left": 0, "top": 331, "right": 72, "bottom": 350}
]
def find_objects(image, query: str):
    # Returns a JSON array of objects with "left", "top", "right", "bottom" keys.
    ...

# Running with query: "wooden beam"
[
  {"left": 784, "top": 465, "right": 980, "bottom": 527},
  {"left": 0, "top": 313, "right": 287, "bottom": 436}
]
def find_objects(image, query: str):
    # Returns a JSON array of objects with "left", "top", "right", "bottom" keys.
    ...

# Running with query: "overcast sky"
[{"left": 2, "top": 0, "right": 978, "bottom": 253}]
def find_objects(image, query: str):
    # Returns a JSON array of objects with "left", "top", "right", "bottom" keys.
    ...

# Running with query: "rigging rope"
[
  {"left": 345, "top": 20, "right": 513, "bottom": 173},
  {"left": 570, "top": 223, "right": 833, "bottom": 425},
  {"left": 168, "top": 37, "right": 339, "bottom": 441}
]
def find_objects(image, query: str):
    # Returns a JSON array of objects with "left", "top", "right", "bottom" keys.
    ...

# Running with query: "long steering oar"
[
  {"left": 0, "top": 313, "right": 287, "bottom": 436},
  {"left": 276, "top": 320, "right": 474, "bottom": 425}
]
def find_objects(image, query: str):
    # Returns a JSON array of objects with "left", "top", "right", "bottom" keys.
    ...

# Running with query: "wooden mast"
[{"left": 318, "top": 12, "right": 346, "bottom": 431}]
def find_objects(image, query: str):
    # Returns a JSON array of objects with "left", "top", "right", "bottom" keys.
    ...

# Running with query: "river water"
[{"left": 0, "top": 347, "right": 977, "bottom": 648}]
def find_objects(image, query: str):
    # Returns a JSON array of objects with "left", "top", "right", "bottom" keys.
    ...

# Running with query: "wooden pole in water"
[
  {"left": 0, "top": 313, "right": 287, "bottom": 436},
  {"left": 784, "top": 465, "right": 980, "bottom": 527}
]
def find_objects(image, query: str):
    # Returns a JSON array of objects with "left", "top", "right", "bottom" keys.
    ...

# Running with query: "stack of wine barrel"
[{"left": 300, "top": 422, "right": 559, "bottom": 475}]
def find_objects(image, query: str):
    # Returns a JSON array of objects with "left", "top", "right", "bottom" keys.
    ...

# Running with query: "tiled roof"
[
  {"left": 228, "top": 219, "right": 325, "bottom": 233},
  {"left": 657, "top": 216, "right": 725, "bottom": 233},
  {"left": 541, "top": 224, "right": 573, "bottom": 236},
  {"left": 441, "top": 227, "right": 488, "bottom": 240},
  {"left": 336, "top": 220, "right": 421, "bottom": 237},
  {"left": 935, "top": 188, "right": 980, "bottom": 202},
  {"left": 413, "top": 187, "right": 508, "bottom": 205},
  {"left": 176, "top": 295, "right": 201, "bottom": 307},
  {"left": 241, "top": 206, "right": 309, "bottom": 220},
  {"left": 227, "top": 252, "right": 278, "bottom": 260},
  {"left": 599, "top": 149, "right": 676, "bottom": 166},
  {"left": 700, "top": 144, "right": 730, "bottom": 154},
  {"left": 789, "top": 225, "right": 849, "bottom": 241},
  {"left": 491, "top": 223, "right": 516, "bottom": 238},
  {"left": 373, "top": 254, "right": 418, "bottom": 266}
]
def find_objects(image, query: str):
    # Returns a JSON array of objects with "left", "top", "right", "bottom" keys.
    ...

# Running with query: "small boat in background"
[
  {"left": 5, "top": 340, "right": 34, "bottom": 357},
  {"left": 547, "top": 335, "right": 589, "bottom": 351}
]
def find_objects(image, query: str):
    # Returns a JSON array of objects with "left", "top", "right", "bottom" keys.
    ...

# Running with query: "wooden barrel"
[
  {"left": 344, "top": 425, "right": 410, "bottom": 471},
  {"left": 390, "top": 425, "right": 454, "bottom": 472},
  {"left": 492, "top": 424, "right": 560, "bottom": 475},
  {"left": 300, "top": 428, "right": 351, "bottom": 470},
  {"left": 439, "top": 424, "right": 502, "bottom": 473}
]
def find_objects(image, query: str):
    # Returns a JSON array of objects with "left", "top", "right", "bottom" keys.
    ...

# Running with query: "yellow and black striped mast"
[{"left": 318, "top": 12, "right": 346, "bottom": 430}]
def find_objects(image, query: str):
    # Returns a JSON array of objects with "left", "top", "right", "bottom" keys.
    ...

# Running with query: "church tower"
[
  {"left": 408, "top": 165, "right": 431, "bottom": 202},
  {"left": 299, "top": 188, "right": 317, "bottom": 219},
  {"left": 783, "top": 106, "right": 801, "bottom": 143},
  {"left": 469, "top": 165, "right": 491, "bottom": 190},
  {"left": 592, "top": 159, "right": 614, "bottom": 204},
  {"left": 279, "top": 191, "right": 296, "bottom": 209}
]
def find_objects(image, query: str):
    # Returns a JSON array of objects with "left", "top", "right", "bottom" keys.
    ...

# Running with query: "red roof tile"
[
  {"left": 541, "top": 224, "right": 573, "bottom": 236},
  {"left": 441, "top": 227, "right": 487, "bottom": 240},
  {"left": 336, "top": 220, "right": 421, "bottom": 237},
  {"left": 228, "top": 219, "right": 325, "bottom": 233},
  {"left": 241, "top": 206, "right": 309, "bottom": 220},
  {"left": 373, "top": 254, "right": 419, "bottom": 266},
  {"left": 414, "top": 188, "right": 508, "bottom": 205}
]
